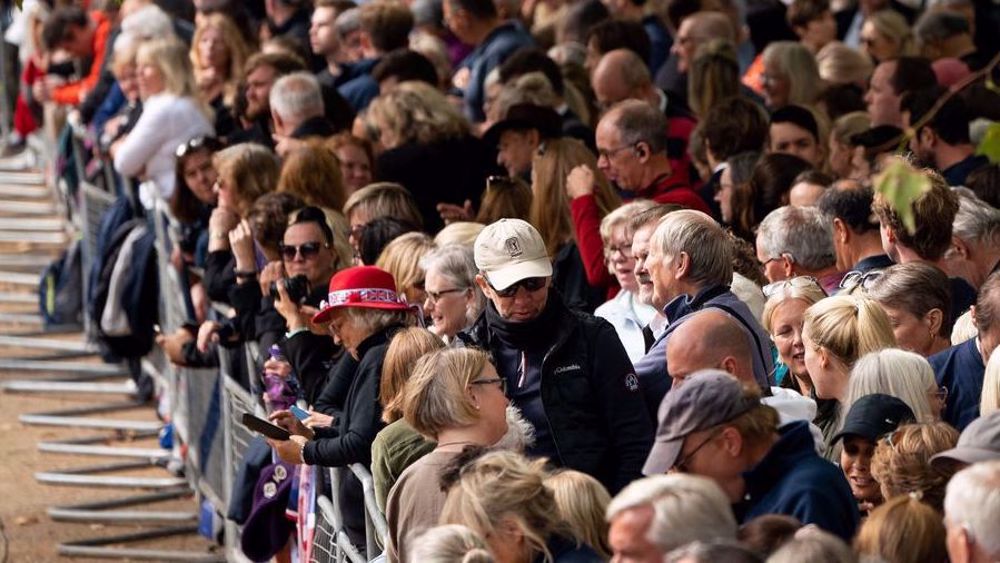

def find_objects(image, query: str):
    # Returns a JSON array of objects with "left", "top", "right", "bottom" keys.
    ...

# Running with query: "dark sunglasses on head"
[
  {"left": 279, "top": 241, "right": 328, "bottom": 260},
  {"left": 488, "top": 276, "right": 546, "bottom": 298},
  {"left": 176, "top": 136, "right": 219, "bottom": 158}
]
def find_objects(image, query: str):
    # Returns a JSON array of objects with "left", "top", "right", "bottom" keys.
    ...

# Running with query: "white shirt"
[
  {"left": 595, "top": 289, "right": 659, "bottom": 364},
  {"left": 113, "top": 93, "right": 214, "bottom": 200}
]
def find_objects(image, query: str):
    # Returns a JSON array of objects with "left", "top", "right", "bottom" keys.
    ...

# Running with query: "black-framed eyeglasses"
[
  {"left": 279, "top": 241, "right": 328, "bottom": 260},
  {"left": 175, "top": 136, "right": 219, "bottom": 158},
  {"left": 839, "top": 269, "right": 883, "bottom": 291},
  {"left": 762, "top": 276, "right": 824, "bottom": 298},
  {"left": 487, "top": 276, "right": 547, "bottom": 298},
  {"left": 597, "top": 143, "right": 636, "bottom": 161},
  {"left": 606, "top": 244, "right": 634, "bottom": 259},
  {"left": 426, "top": 287, "right": 469, "bottom": 303},
  {"left": 470, "top": 377, "right": 507, "bottom": 394},
  {"left": 673, "top": 427, "right": 723, "bottom": 473}
]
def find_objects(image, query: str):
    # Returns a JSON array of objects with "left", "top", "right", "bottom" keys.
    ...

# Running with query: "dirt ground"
[{"left": 0, "top": 187, "right": 219, "bottom": 561}]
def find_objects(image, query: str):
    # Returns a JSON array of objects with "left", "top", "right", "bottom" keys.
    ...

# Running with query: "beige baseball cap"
[{"left": 474, "top": 218, "right": 553, "bottom": 290}]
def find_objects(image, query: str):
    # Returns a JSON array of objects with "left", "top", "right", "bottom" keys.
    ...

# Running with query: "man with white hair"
[
  {"left": 945, "top": 192, "right": 1000, "bottom": 290},
  {"left": 606, "top": 473, "right": 737, "bottom": 562},
  {"left": 756, "top": 205, "right": 842, "bottom": 293},
  {"left": 943, "top": 461, "right": 1000, "bottom": 563},
  {"left": 270, "top": 71, "right": 332, "bottom": 155}
]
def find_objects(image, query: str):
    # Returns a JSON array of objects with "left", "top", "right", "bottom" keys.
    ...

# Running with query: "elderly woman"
[
  {"left": 760, "top": 41, "right": 822, "bottom": 110},
  {"left": 440, "top": 451, "right": 604, "bottom": 563},
  {"left": 846, "top": 348, "right": 943, "bottom": 422},
  {"left": 385, "top": 348, "right": 511, "bottom": 563},
  {"left": 367, "top": 81, "right": 496, "bottom": 232},
  {"left": 592, "top": 200, "right": 659, "bottom": 363},
  {"left": 269, "top": 265, "right": 415, "bottom": 548},
  {"left": 112, "top": 38, "right": 214, "bottom": 202},
  {"left": 865, "top": 263, "right": 953, "bottom": 357},
  {"left": 421, "top": 244, "right": 486, "bottom": 343}
]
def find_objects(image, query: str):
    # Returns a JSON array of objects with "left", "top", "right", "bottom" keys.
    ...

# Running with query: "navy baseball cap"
[
  {"left": 831, "top": 394, "right": 915, "bottom": 444},
  {"left": 643, "top": 370, "right": 760, "bottom": 475}
]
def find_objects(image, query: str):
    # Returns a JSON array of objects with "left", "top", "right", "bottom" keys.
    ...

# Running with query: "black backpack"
[{"left": 38, "top": 240, "right": 83, "bottom": 328}]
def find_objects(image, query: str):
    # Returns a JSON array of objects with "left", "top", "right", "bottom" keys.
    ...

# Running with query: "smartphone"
[
  {"left": 241, "top": 412, "right": 291, "bottom": 441},
  {"left": 289, "top": 404, "right": 310, "bottom": 421}
]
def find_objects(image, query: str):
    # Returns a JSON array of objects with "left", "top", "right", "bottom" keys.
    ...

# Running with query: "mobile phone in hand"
[{"left": 289, "top": 404, "right": 310, "bottom": 421}]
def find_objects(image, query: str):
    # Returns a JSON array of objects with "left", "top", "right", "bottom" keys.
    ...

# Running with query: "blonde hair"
[
  {"left": 213, "top": 143, "right": 281, "bottom": 216},
  {"left": 830, "top": 111, "right": 871, "bottom": 145},
  {"left": 434, "top": 222, "right": 485, "bottom": 247},
  {"left": 410, "top": 525, "right": 495, "bottom": 563},
  {"left": 366, "top": 81, "right": 469, "bottom": 147},
  {"left": 136, "top": 38, "right": 200, "bottom": 99},
  {"left": 854, "top": 495, "right": 948, "bottom": 563},
  {"left": 761, "top": 283, "right": 828, "bottom": 335},
  {"left": 376, "top": 232, "right": 436, "bottom": 304},
  {"left": 845, "top": 349, "right": 937, "bottom": 423},
  {"left": 190, "top": 13, "right": 252, "bottom": 106},
  {"left": 870, "top": 422, "right": 960, "bottom": 512},
  {"left": 866, "top": 10, "right": 917, "bottom": 58},
  {"left": 950, "top": 309, "right": 977, "bottom": 345},
  {"left": 343, "top": 182, "right": 423, "bottom": 229},
  {"left": 402, "top": 348, "right": 490, "bottom": 439},
  {"left": 816, "top": 41, "right": 873, "bottom": 86},
  {"left": 545, "top": 471, "right": 612, "bottom": 559},
  {"left": 982, "top": 348, "right": 1000, "bottom": 416},
  {"left": 112, "top": 35, "right": 140, "bottom": 78},
  {"left": 441, "top": 451, "right": 566, "bottom": 563},
  {"left": 277, "top": 144, "right": 348, "bottom": 212},
  {"left": 531, "top": 138, "right": 621, "bottom": 256},
  {"left": 380, "top": 327, "right": 445, "bottom": 423},
  {"left": 802, "top": 295, "right": 896, "bottom": 368},
  {"left": 762, "top": 41, "right": 822, "bottom": 106}
]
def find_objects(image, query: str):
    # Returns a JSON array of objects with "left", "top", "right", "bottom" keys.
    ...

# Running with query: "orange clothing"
[
  {"left": 52, "top": 10, "right": 112, "bottom": 106},
  {"left": 742, "top": 52, "right": 766, "bottom": 96}
]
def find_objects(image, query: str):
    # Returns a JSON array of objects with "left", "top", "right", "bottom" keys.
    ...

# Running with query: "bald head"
[
  {"left": 666, "top": 310, "right": 754, "bottom": 386},
  {"left": 592, "top": 48, "right": 656, "bottom": 112},
  {"left": 674, "top": 11, "right": 736, "bottom": 73}
]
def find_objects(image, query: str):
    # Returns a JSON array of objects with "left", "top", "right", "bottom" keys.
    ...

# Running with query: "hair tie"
[{"left": 909, "top": 490, "right": 924, "bottom": 501}]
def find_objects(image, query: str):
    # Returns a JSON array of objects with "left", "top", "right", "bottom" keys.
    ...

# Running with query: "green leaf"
[
  {"left": 874, "top": 160, "right": 932, "bottom": 235},
  {"left": 977, "top": 122, "right": 1000, "bottom": 165}
]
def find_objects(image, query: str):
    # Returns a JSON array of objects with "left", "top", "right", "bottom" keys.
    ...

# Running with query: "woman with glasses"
[
  {"left": 592, "top": 200, "right": 659, "bottom": 363},
  {"left": 420, "top": 244, "right": 486, "bottom": 344},
  {"left": 386, "top": 348, "right": 511, "bottom": 563}
]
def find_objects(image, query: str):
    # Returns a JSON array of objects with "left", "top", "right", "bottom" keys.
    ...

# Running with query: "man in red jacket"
[
  {"left": 37, "top": 6, "right": 112, "bottom": 106},
  {"left": 594, "top": 99, "right": 709, "bottom": 213}
]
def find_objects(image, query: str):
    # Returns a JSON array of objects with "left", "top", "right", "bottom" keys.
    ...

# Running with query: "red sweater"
[
  {"left": 52, "top": 11, "right": 112, "bottom": 106},
  {"left": 638, "top": 174, "right": 711, "bottom": 214},
  {"left": 570, "top": 194, "right": 619, "bottom": 300}
]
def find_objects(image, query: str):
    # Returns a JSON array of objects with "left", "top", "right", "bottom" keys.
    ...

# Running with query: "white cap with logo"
[{"left": 474, "top": 218, "right": 553, "bottom": 291}]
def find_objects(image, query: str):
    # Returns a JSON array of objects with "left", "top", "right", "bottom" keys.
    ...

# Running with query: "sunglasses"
[
  {"left": 175, "top": 136, "right": 218, "bottom": 158},
  {"left": 279, "top": 241, "right": 328, "bottom": 260},
  {"left": 762, "top": 276, "right": 824, "bottom": 298},
  {"left": 488, "top": 276, "right": 546, "bottom": 298}
]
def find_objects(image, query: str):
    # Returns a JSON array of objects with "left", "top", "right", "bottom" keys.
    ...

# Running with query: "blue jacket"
[
  {"left": 459, "top": 21, "right": 533, "bottom": 122},
  {"left": 740, "top": 421, "right": 860, "bottom": 541},
  {"left": 929, "top": 338, "right": 985, "bottom": 430},
  {"left": 634, "top": 285, "right": 775, "bottom": 420},
  {"left": 337, "top": 58, "right": 380, "bottom": 112}
]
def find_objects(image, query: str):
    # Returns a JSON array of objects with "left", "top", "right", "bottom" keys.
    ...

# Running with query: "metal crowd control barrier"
[{"left": 350, "top": 463, "right": 388, "bottom": 558}]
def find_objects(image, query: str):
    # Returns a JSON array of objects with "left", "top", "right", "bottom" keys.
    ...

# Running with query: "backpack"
[{"left": 38, "top": 239, "right": 83, "bottom": 328}]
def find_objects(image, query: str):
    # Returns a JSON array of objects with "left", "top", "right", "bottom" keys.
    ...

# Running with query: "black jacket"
[{"left": 459, "top": 296, "right": 652, "bottom": 494}]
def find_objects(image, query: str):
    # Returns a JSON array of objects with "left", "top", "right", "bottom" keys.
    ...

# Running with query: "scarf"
[{"left": 484, "top": 289, "right": 563, "bottom": 351}]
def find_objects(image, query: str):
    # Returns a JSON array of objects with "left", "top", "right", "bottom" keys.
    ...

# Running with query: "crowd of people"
[{"left": 8, "top": 0, "right": 1000, "bottom": 560}]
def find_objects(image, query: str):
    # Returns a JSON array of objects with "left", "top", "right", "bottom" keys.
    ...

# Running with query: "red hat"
[{"left": 312, "top": 266, "right": 412, "bottom": 324}]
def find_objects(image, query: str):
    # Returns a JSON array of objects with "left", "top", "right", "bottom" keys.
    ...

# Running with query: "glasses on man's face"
[
  {"left": 470, "top": 377, "right": 507, "bottom": 395},
  {"left": 488, "top": 277, "right": 547, "bottom": 298},
  {"left": 426, "top": 287, "right": 469, "bottom": 304},
  {"left": 597, "top": 143, "right": 635, "bottom": 161},
  {"left": 839, "top": 270, "right": 883, "bottom": 291},
  {"left": 762, "top": 276, "right": 824, "bottom": 298},
  {"left": 672, "top": 427, "right": 722, "bottom": 473},
  {"left": 279, "top": 241, "right": 328, "bottom": 261}
]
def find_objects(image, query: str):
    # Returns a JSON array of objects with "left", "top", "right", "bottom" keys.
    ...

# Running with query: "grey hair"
[
  {"left": 335, "top": 7, "right": 362, "bottom": 36},
  {"left": 410, "top": 524, "right": 495, "bottom": 563},
  {"left": 767, "top": 528, "right": 855, "bottom": 563},
  {"left": 606, "top": 100, "right": 669, "bottom": 155},
  {"left": 915, "top": 10, "right": 970, "bottom": 43},
  {"left": 421, "top": 244, "right": 486, "bottom": 326},
  {"left": 865, "top": 261, "right": 953, "bottom": 337},
  {"left": 599, "top": 199, "right": 658, "bottom": 245},
  {"left": 952, "top": 192, "right": 1000, "bottom": 247},
  {"left": 270, "top": 72, "right": 324, "bottom": 122},
  {"left": 665, "top": 540, "right": 763, "bottom": 563},
  {"left": 606, "top": 474, "right": 737, "bottom": 552},
  {"left": 762, "top": 41, "right": 821, "bottom": 106},
  {"left": 756, "top": 206, "right": 835, "bottom": 271},
  {"left": 339, "top": 307, "right": 412, "bottom": 336},
  {"left": 120, "top": 4, "right": 174, "bottom": 41},
  {"left": 651, "top": 210, "right": 733, "bottom": 287},
  {"left": 845, "top": 348, "right": 936, "bottom": 424},
  {"left": 944, "top": 461, "right": 1000, "bottom": 559}
]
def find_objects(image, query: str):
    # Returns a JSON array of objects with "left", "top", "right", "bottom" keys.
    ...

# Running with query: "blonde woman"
[
  {"left": 860, "top": 10, "right": 916, "bottom": 63},
  {"left": 544, "top": 470, "right": 612, "bottom": 559},
  {"left": 386, "top": 348, "right": 510, "bottom": 563},
  {"left": 760, "top": 41, "right": 822, "bottom": 110},
  {"left": 827, "top": 111, "right": 870, "bottom": 179},
  {"left": 411, "top": 525, "right": 495, "bottom": 563},
  {"left": 802, "top": 295, "right": 896, "bottom": 453},
  {"left": 536, "top": 137, "right": 621, "bottom": 312},
  {"left": 816, "top": 41, "right": 873, "bottom": 87},
  {"left": 762, "top": 277, "right": 829, "bottom": 397},
  {"left": 845, "top": 349, "right": 941, "bottom": 423},
  {"left": 981, "top": 348, "right": 1000, "bottom": 416},
  {"left": 376, "top": 232, "right": 437, "bottom": 306},
  {"left": 854, "top": 495, "right": 948, "bottom": 563},
  {"left": 870, "top": 422, "right": 960, "bottom": 512},
  {"left": 440, "top": 451, "right": 604, "bottom": 563},
  {"left": 367, "top": 81, "right": 493, "bottom": 232},
  {"left": 112, "top": 38, "right": 214, "bottom": 201},
  {"left": 190, "top": 13, "right": 252, "bottom": 110}
]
